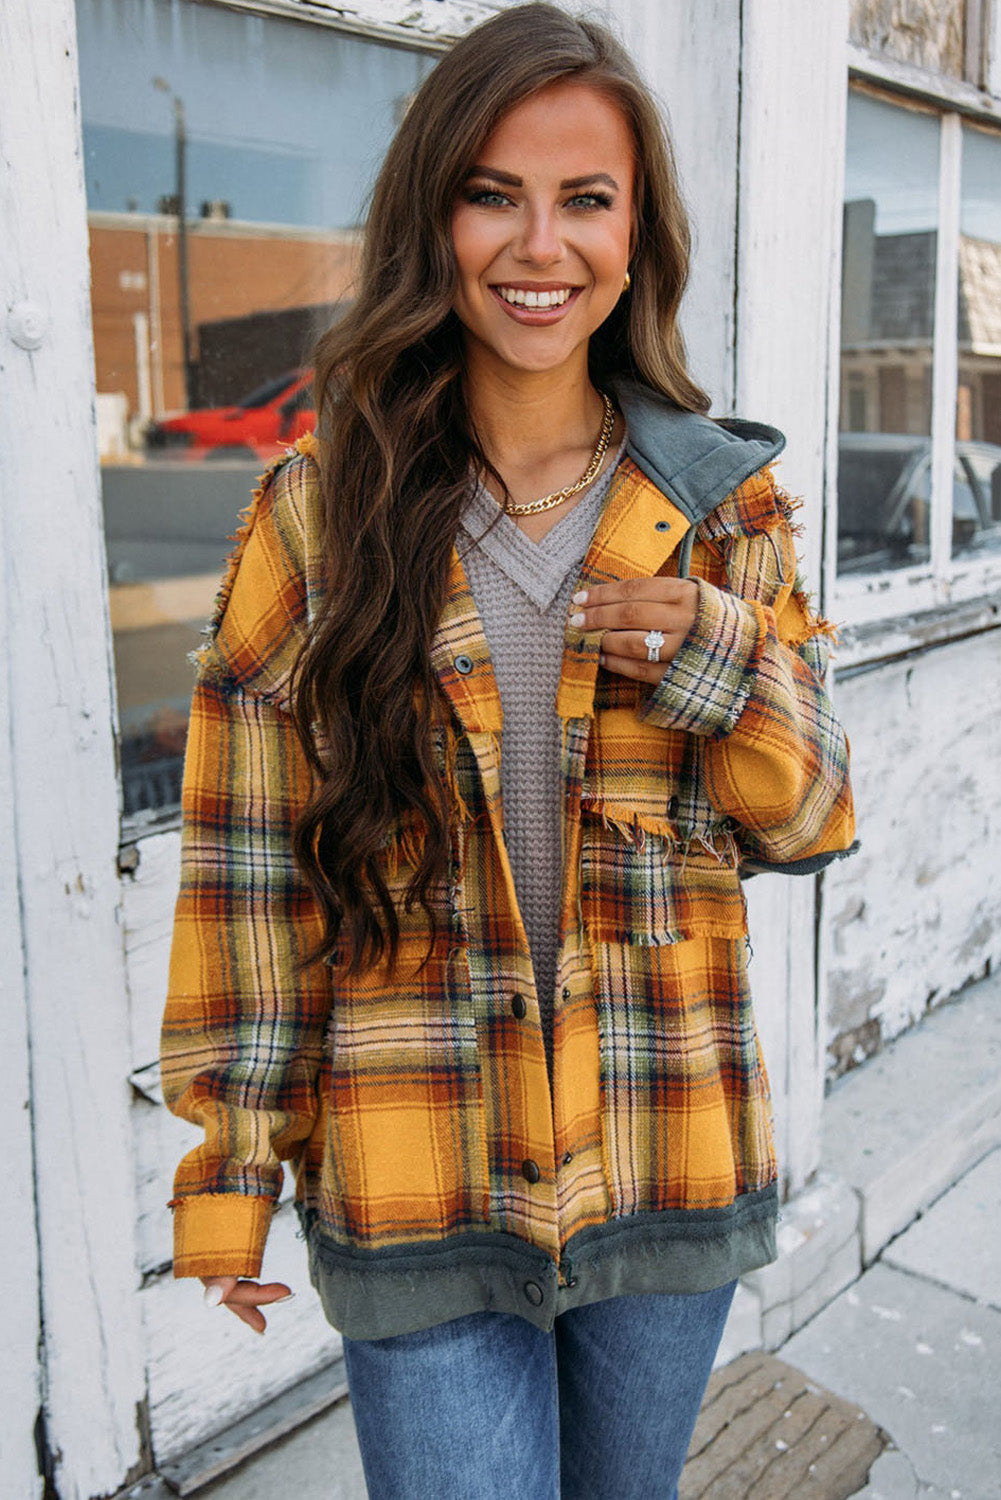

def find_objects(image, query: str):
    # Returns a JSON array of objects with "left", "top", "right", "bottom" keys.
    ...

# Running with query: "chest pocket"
[
  {"left": 580, "top": 701, "right": 746, "bottom": 945},
  {"left": 580, "top": 811, "right": 746, "bottom": 946}
]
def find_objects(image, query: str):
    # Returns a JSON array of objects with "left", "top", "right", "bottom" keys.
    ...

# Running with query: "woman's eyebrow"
[{"left": 465, "top": 167, "right": 620, "bottom": 192}]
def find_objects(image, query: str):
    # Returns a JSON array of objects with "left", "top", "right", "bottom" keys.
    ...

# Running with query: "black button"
[
  {"left": 561, "top": 986, "right": 571, "bottom": 1001},
  {"left": 566, "top": 1277, "right": 579, "bottom": 1288},
  {"left": 523, "top": 1280, "right": 544, "bottom": 1306},
  {"left": 562, "top": 1151, "right": 573, "bottom": 1166},
  {"left": 510, "top": 992, "right": 527, "bottom": 1019},
  {"left": 655, "top": 520, "right": 671, "bottom": 532},
  {"left": 522, "top": 1158, "right": 540, "bottom": 1183},
  {"left": 668, "top": 795, "right": 680, "bottom": 819},
  {"left": 454, "top": 654, "right": 474, "bottom": 675}
]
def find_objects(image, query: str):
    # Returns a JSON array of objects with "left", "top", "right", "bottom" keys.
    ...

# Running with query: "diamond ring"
[{"left": 644, "top": 629, "right": 666, "bottom": 662}]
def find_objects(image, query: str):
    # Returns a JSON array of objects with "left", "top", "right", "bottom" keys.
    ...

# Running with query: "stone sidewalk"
[{"left": 782, "top": 1146, "right": 1001, "bottom": 1500}]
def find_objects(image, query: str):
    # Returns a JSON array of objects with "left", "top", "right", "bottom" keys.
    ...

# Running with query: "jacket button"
[
  {"left": 562, "top": 1151, "right": 573, "bottom": 1166},
  {"left": 561, "top": 986, "right": 571, "bottom": 1001},
  {"left": 668, "top": 795, "right": 680, "bottom": 819},
  {"left": 523, "top": 1280, "right": 544, "bottom": 1306},
  {"left": 454, "top": 654, "right": 474, "bottom": 675},
  {"left": 510, "top": 992, "right": 527, "bottom": 1019},
  {"left": 522, "top": 1158, "right": 540, "bottom": 1183},
  {"left": 655, "top": 520, "right": 671, "bottom": 532}
]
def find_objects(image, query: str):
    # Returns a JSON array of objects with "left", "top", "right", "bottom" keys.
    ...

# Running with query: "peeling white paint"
[{"left": 827, "top": 627, "right": 1001, "bottom": 1068}]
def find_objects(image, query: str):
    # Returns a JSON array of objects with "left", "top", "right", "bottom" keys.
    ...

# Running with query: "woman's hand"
[
  {"left": 200, "top": 1275, "right": 294, "bottom": 1334},
  {"left": 570, "top": 577, "right": 698, "bottom": 681}
]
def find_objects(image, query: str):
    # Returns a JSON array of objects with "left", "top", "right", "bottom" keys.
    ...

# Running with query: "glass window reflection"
[
  {"left": 954, "top": 123, "right": 1001, "bottom": 559},
  {"left": 838, "top": 92, "right": 940, "bottom": 575},
  {"left": 76, "top": 0, "right": 435, "bottom": 822}
]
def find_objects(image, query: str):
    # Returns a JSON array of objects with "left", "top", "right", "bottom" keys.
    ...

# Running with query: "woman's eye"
[
  {"left": 567, "top": 192, "right": 614, "bottom": 211},
  {"left": 467, "top": 188, "right": 511, "bottom": 207}
]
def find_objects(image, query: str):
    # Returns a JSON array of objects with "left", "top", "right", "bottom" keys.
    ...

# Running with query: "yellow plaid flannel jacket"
[{"left": 161, "top": 390, "right": 856, "bottom": 1337}]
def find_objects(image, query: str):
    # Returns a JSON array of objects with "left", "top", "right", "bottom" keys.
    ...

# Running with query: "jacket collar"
[
  {"left": 431, "top": 382, "right": 786, "bottom": 733},
  {"left": 611, "top": 377, "right": 786, "bottom": 524}
]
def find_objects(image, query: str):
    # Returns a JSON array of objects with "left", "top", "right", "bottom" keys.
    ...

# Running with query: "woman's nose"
[{"left": 513, "top": 204, "right": 562, "bottom": 265}]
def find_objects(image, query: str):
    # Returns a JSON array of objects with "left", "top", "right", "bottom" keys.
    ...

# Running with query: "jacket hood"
[{"left": 611, "top": 378, "right": 786, "bottom": 526}]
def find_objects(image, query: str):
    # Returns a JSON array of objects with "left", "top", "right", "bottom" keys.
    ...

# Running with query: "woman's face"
[{"left": 450, "top": 80, "right": 636, "bottom": 380}]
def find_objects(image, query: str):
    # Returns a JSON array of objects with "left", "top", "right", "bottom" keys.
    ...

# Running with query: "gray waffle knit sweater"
[{"left": 458, "top": 439, "right": 626, "bottom": 1081}]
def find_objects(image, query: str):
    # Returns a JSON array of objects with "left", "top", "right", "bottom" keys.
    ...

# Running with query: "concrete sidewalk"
[
  {"left": 171, "top": 975, "right": 1001, "bottom": 1500},
  {"left": 781, "top": 1146, "right": 1001, "bottom": 1499}
]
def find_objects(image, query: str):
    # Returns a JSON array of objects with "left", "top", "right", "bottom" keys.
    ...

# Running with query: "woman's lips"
[{"left": 488, "top": 284, "right": 583, "bottom": 324}]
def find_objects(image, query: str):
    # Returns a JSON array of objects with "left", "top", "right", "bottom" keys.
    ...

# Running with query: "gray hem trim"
[
  {"left": 297, "top": 1185, "right": 777, "bottom": 1340},
  {"left": 739, "top": 839, "right": 861, "bottom": 878}
]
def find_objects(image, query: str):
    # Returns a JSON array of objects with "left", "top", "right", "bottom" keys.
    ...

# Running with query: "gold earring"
[{"left": 622, "top": 270, "right": 631, "bottom": 292}]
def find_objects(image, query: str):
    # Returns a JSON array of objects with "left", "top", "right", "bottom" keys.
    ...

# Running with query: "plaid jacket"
[{"left": 161, "top": 389, "right": 855, "bottom": 1337}]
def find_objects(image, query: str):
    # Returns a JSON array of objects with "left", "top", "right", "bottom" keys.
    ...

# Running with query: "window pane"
[
  {"left": 954, "top": 123, "right": 1001, "bottom": 559},
  {"left": 76, "top": 0, "right": 435, "bottom": 823},
  {"left": 838, "top": 92, "right": 940, "bottom": 575}
]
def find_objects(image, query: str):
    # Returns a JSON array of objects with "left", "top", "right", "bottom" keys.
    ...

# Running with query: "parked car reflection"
[
  {"left": 144, "top": 367, "right": 315, "bottom": 461},
  {"left": 838, "top": 432, "right": 1001, "bottom": 574}
]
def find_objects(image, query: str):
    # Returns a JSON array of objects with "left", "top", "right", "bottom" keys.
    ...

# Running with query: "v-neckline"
[{"left": 459, "top": 440, "right": 627, "bottom": 611}]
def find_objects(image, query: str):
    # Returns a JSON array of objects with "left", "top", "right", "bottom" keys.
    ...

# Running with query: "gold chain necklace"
[{"left": 501, "top": 392, "right": 616, "bottom": 517}]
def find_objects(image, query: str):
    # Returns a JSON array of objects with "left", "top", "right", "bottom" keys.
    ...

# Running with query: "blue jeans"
[{"left": 341, "top": 1281, "right": 736, "bottom": 1499}]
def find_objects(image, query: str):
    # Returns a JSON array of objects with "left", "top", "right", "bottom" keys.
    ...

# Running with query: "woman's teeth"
[{"left": 496, "top": 286, "right": 573, "bottom": 308}]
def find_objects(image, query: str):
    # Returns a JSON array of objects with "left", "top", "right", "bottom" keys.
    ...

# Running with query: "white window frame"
[
  {"left": 830, "top": 52, "right": 1001, "bottom": 650},
  {"left": 200, "top": 0, "right": 499, "bottom": 50}
]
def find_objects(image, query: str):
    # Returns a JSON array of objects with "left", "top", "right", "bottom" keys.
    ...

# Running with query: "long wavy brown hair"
[{"left": 290, "top": 1, "right": 709, "bottom": 976}]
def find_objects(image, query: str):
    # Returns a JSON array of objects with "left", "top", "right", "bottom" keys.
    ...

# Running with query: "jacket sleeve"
[
  {"left": 160, "top": 444, "right": 333, "bottom": 1279},
  {"left": 638, "top": 467, "right": 856, "bottom": 869}
]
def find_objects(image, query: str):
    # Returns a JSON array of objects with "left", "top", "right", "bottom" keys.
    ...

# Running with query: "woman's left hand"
[{"left": 569, "top": 577, "right": 699, "bottom": 681}]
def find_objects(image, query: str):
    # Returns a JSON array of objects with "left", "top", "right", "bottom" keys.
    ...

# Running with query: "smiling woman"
[
  {"left": 451, "top": 82, "right": 635, "bottom": 376},
  {"left": 159, "top": 6, "right": 856, "bottom": 1497}
]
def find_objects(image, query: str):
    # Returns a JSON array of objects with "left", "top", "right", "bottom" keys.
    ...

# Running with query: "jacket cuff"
[
  {"left": 169, "top": 1192, "right": 275, "bottom": 1279},
  {"left": 638, "top": 577, "right": 767, "bottom": 739}
]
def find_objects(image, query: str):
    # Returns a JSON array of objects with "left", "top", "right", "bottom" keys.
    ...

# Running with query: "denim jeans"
[{"left": 341, "top": 1281, "right": 736, "bottom": 1499}]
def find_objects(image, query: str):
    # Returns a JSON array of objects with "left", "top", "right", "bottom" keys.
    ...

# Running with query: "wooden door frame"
[{"left": 0, "top": 4, "right": 148, "bottom": 1497}]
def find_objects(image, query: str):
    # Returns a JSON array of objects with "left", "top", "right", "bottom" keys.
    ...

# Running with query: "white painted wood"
[
  {"left": 141, "top": 1206, "right": 342, "bottom": 1462},
  {"left": 122, "top": 829, "right": 182, "bottom": 1074},
  {"left": 0, "top": 3, "right": 147, "bottom": 1496},
  {"left": 989, "top": 0, "right": 1001, "bottom": 97},
  {"left": 930, "top": 112, "right": 962, "bottom": 576},
  {"left": 743, "top": 876, "right": 821, "bottom": 1200},
  {"left": 832, "top": 557, "right": 1001, "bottom": 627},
  {"left": 0, "top": 330, "right": 44, "bottom": 1500},
  {"left": 212, "top": 0, "right": 499, "bottom": 49},
  {"left": 834, "top": 593, "right": 1001, "bottom": 669},
  {"left": 732, "top": 0, "right": 851, "bottom": 1193},
  {"left": 826, "top": 628, "right": 1001, "bottom": 1056},
  {"left": 607, "top": 0, "right": 741, "bottom": 412},
  {"left": 848, "top": 37, "right": 1001, "bottom": 120},
  {"left": 159, "top": 1358, "right": 348, "bottom": 1495},
  {"left": 967, "top": 0, "right": 986, "bottom": 88}
]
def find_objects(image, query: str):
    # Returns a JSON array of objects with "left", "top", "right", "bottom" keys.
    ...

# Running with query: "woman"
[{"left": 160, "top": 5, "right": 855, "bottom": 1495}]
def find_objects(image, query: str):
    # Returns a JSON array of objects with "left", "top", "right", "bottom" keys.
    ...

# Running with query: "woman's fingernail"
[
  {"left": 599, "top": 652, "right": 606, "bottom": 666},
  {"left": 569, "top": 612, "right": 585, "bottom": 628},
  {"left": 572, "top": 589, "right": 588, "bottom": 604},
  {"left": 271, "top": 1293, "right": 295, "bottom": 1304},
  {"left": 203, "top": 1284, "right": 225, "bottom": 1308}
]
